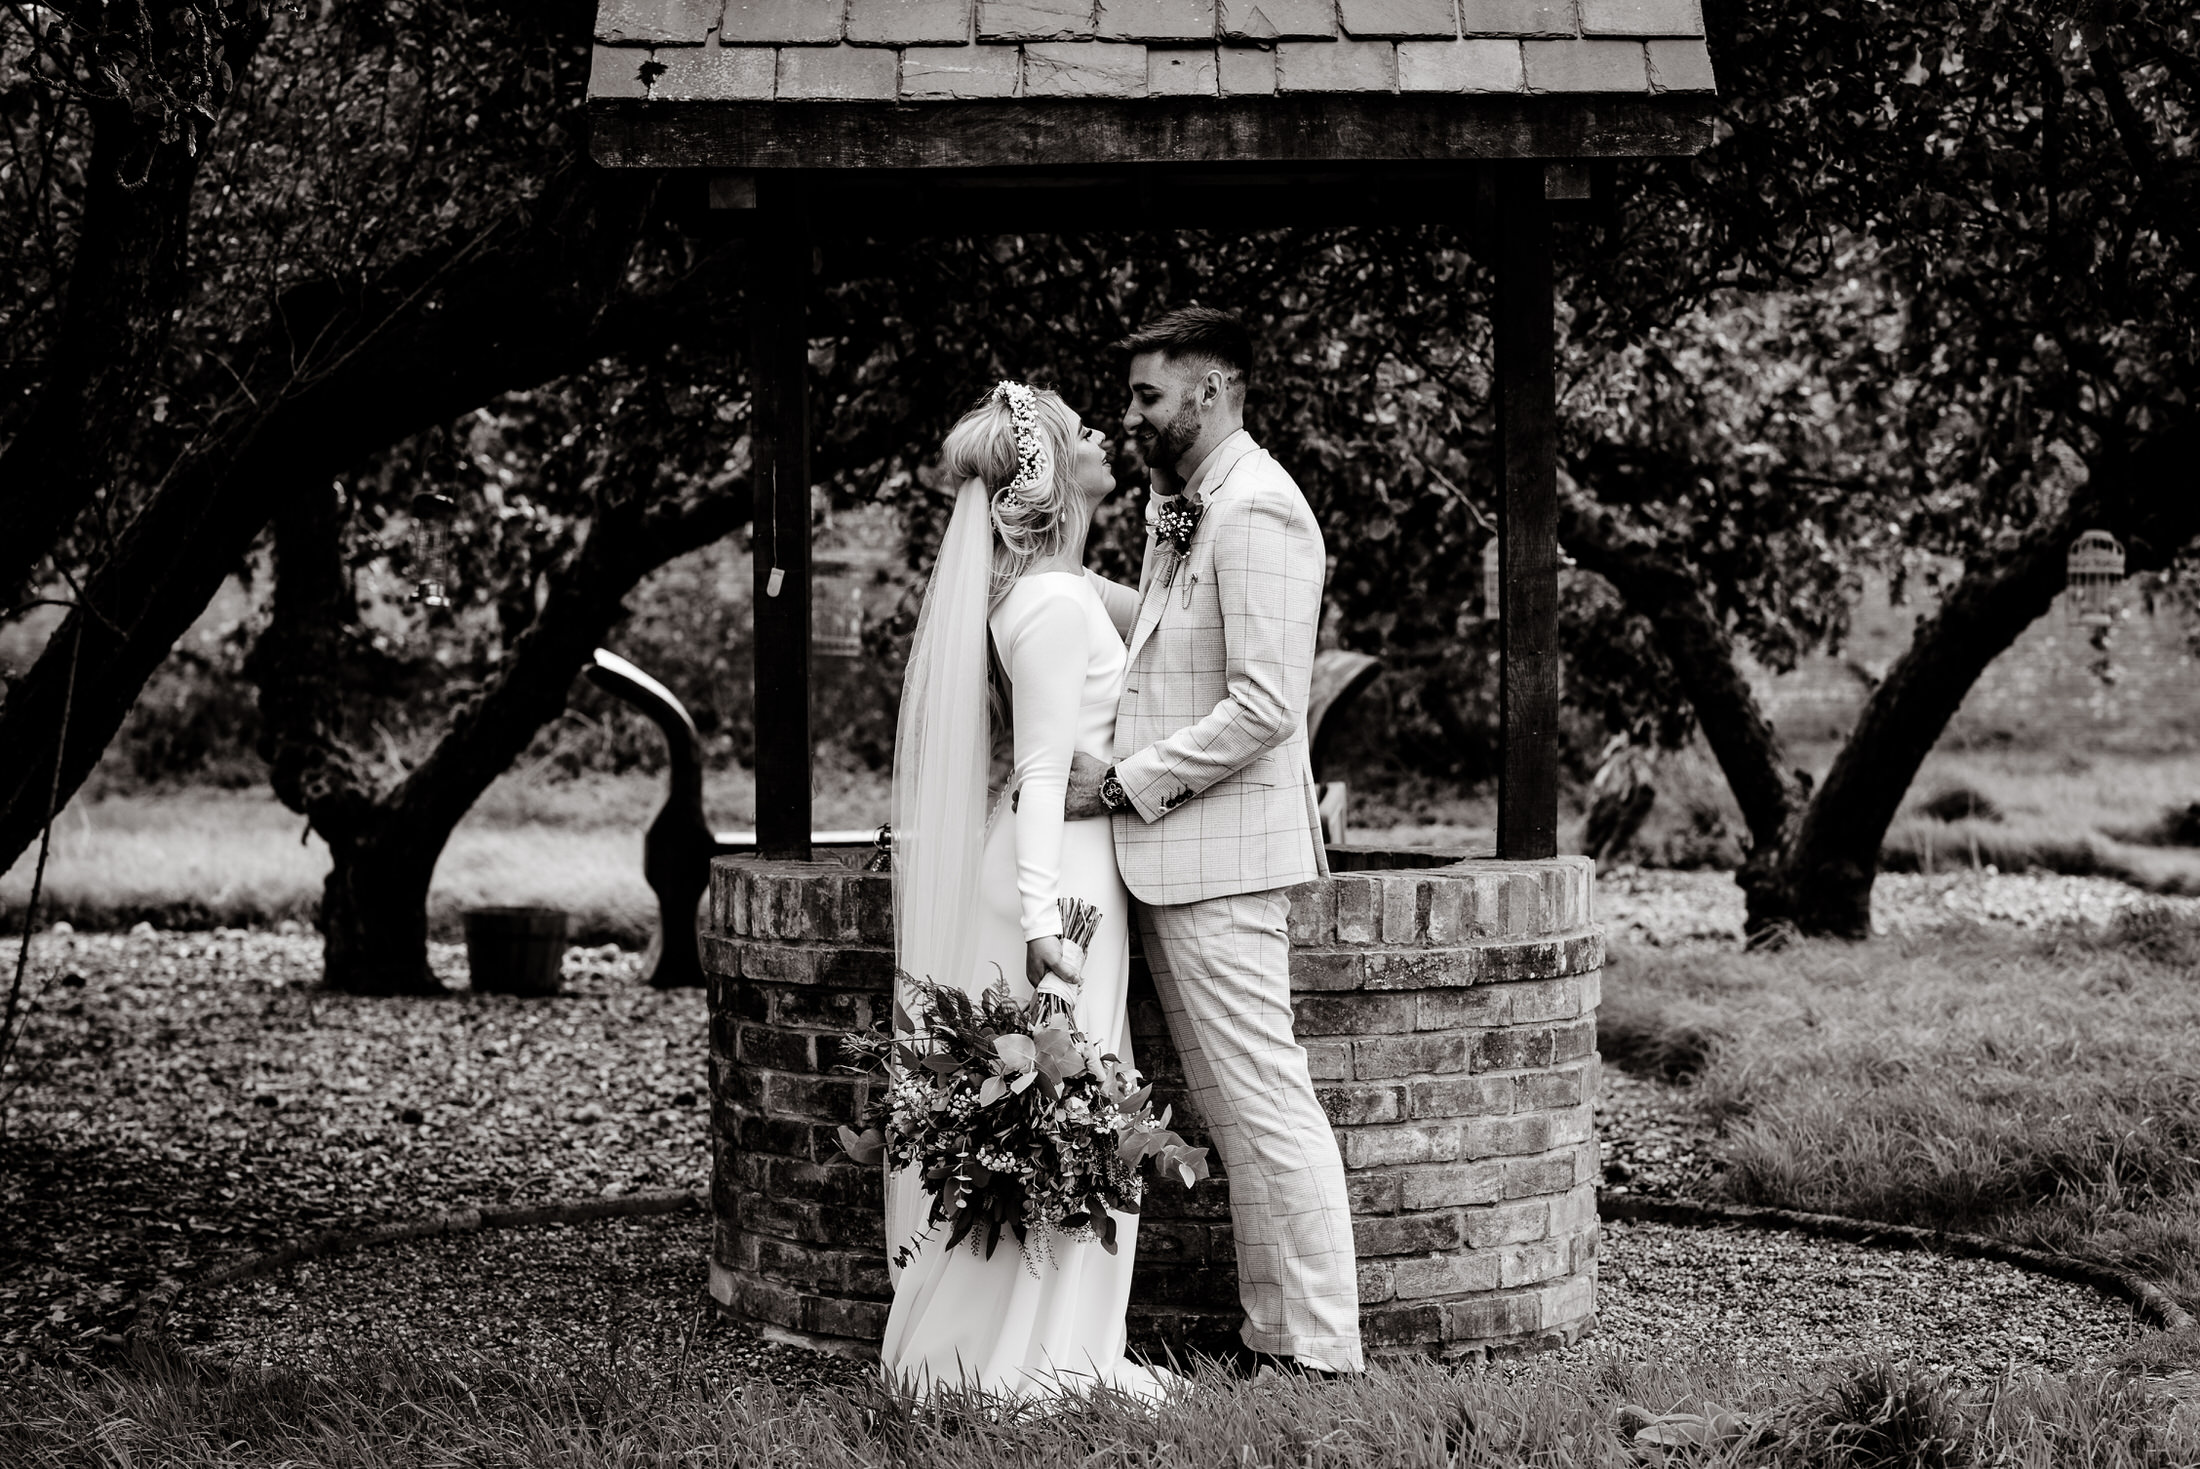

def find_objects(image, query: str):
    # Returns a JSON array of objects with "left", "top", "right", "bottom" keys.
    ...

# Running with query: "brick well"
[{"left": 703, "top": 849, "right": 1602, "bottom": 1360}]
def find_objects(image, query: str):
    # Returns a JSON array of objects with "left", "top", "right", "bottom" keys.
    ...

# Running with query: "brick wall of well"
[{"left": 703, "top": 850, "right": 1602, "bottom": 1361}]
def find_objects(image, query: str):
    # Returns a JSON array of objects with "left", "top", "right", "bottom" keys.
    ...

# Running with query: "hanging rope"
[{"left": 1, "top": 618, "right": 83, "bottom": 1110}]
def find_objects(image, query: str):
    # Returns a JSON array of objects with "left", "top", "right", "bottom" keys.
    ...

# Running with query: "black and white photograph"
[{"left": 4, "top": 0, "right": 2200, "bottom": 1461}]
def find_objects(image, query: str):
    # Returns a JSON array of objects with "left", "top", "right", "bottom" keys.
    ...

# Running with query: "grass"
[
  {"left": 4, "top": 1340, "right": 2194, "bottom": 1468},
  {"left": 8, "top": 778, "right": 2200, "bottom": 1460},
  {"left": 8, "top": 746, "right": 2194, "bottom": 941},
  {"left": 1599, "top": 908, "right": 2200, "bottom": 1320},
  {"left": 1610, "top": 743, "right": 2200, "bottom": 889},
  {"left": 1351, "top": 744, "right": 2200, "bottom": 885},
  {"left": 0, "top": 764, "right": 894, "bottom": 945},
  {"left": 1875, "top": 747, "right": 2200, "bottom": 894}
]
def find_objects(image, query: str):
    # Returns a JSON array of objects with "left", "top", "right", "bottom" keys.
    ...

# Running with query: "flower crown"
[{"left": 992, "top": 380, "right": 1054, "bottom": 517}]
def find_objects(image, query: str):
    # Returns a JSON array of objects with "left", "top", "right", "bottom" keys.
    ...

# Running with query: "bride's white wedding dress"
[{"left": 879, "top": 569, "right": 1170, "bottom": 1403}]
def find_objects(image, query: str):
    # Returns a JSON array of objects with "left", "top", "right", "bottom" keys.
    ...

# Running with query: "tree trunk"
[
  {"left": 1740, "top": 424, "right": 2200, "bottom": 937},
  {"left": 251, "top": 476, "right": 445, "bottom": 994},
  {"left": 253, "top": 456, "right": 750, "bottom": 995},
  {"left": 320, "top": 830, "right": 444, "bottom": 994},
  {"left": 1557, "top": 496, "right": 1808, "bottom": 857},
  {"left": 1566, "top": 420, "right": 2200, "bottom": 940},
  {"left": 0, "top": 169, "right": 683, "bottom": 876}
]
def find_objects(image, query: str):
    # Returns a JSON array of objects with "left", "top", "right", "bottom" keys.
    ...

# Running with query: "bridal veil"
[{"left": 885, "top": 477, "right": 993, "bottom": 1279}]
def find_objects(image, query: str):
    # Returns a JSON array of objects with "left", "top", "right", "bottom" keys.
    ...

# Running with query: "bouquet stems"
[{"left": 1040, "top": 896, "right": 1103, "bottom": 1013}]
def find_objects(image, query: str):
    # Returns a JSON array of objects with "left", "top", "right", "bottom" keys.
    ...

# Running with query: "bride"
[{"left": 879, "top": 380, "right": 1168, "bottom": 1403}]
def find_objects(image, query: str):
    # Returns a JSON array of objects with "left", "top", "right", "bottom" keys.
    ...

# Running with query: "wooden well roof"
[{"left": 587, "top": 1, "right": 1718, "bottom": 170}]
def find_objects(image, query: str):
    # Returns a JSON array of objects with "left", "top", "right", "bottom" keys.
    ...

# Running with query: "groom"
[{"left": 1064, "top": 307, "right": 1362, "bottom": 1376}]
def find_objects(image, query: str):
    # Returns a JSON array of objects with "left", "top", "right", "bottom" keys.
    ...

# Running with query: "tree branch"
[
  {"left": 1554, "top": 487, "right": 1808, "bottom": 856},
  {"left": 0, "top": 4, "right": 271, "bottom": 605},
  {"left": 0, "top": 170, "right": 717, "bottom": 872},
  {"left": 394, "top": 477, "right": 753, "bottom": 842},
  {"left": 2088, "top": 33, "right": 2161, "bottom": 184},
  {"left": 249, "top": 475, "right": 385, "bottom": 846},
  {"left": 2133, "top": 19, "right": 2200, "bottom": 100}
]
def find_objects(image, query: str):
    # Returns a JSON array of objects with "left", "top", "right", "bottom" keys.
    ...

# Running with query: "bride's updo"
[{"left": 940, "top": 382, "right": 1086, "bottom": 607}]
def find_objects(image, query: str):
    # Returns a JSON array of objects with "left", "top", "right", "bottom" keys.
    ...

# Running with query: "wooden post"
[
  {"left": 746, "top": 220, "right": 813, "bottom": 861},
  {"left": 1493, "top": 162, "right": 1560, "bottom": 861}
]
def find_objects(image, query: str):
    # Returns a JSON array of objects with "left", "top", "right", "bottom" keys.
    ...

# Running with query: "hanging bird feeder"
[
  {"left": 2064, "top": 530, "right": 2125, "bottom": 629},
  {"left": 1480, "top": 537, "right": 1502, "bottom": 621},
  {"left": 409, "top": 492, "right": 457, "bottom": 610}
]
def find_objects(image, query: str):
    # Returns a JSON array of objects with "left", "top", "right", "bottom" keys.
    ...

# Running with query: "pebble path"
[{"left": 172, "top": 1209, "right": 2141, "bottom": 1385}]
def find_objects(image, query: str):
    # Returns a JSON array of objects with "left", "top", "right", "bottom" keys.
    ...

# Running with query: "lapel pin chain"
[{"left": 1181, "top": 571, "right": 1198, "bottom": 608}]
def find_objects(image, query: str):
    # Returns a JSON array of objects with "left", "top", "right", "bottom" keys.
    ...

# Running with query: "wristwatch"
[{"left": 1099, "top": 765, "right": 1130, "bottom": 813}]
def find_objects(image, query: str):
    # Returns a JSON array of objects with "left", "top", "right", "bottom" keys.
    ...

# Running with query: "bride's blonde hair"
[{"left": 940, "top": 383, "right": 1087, "bottom": 610}]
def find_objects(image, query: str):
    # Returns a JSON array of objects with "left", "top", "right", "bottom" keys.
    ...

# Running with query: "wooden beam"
[
  {"left": 746, "top": 219, "right": 813, "bottom": 862},
  {"left": 591, "top": 94, "right": 1716, "bottom": 173},
  {"left": 695, "top": 163, "right": 1500, "bottom": 235},
  {"left": 1493, "top": 161, "right": 1559, "bottom": 862}
]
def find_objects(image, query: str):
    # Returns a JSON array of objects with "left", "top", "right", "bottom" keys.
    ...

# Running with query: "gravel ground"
[
  {"left": 1, "top": 929, "right": 708, "bottom": 1358},
  {"left": 1570, "top": 1220, "right": 2141, "bottom": 1379},
  {"left": 1593, "top": 1069, "right": 1717, "bottom": 1201},
  {"left": 0, "top": 875, "right": 2175, "bottom": 1376},
  {"left": 1595, "top": 867, "right": 2200, "bottom": 946},
  {"left": 171, "top": 1213, "right": 877, "bottom": 1393},
  {"left": 168, "top": 1210, "right": 2139, "bottom": 1384}
]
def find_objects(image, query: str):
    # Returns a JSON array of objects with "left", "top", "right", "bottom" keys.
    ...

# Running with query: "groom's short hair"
[{"left": 1121, "top": 308, "right": 1252, "bottom": 390}]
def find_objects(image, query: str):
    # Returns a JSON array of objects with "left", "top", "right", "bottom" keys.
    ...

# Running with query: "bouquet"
[{"left": 837, "top": 934, "right": 1210, "bottom": 1268}]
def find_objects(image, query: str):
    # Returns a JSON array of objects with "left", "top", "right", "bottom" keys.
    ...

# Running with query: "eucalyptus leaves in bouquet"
[{"left": 838, "top": 971, "right": 1209, "bottom": 1268}]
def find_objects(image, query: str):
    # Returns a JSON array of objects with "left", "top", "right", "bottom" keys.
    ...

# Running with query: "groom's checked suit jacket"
[{"left": 1111, "top": 430, "right": 1330, "bottom": 907}]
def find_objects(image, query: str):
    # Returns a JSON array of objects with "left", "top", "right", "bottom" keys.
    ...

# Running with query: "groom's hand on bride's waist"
[{"left": 1064, "top": 752, "right": 1113, "bottom": 819}]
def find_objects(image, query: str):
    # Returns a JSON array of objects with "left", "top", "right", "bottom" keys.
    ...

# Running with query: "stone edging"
[
  {"left": 1601, "top": 1193, "right": 2194, "bottom": 1333},
  {"left": 125, "top": 1188, "right": 706, "bottom": 1339},
  {"left": 122, "top": 1186, "right": 2187, "bottom": 1345}
]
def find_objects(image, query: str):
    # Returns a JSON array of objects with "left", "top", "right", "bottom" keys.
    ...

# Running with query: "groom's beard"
[{"left": 1142, "top": 400, "right": 1202, "bottom": 478}]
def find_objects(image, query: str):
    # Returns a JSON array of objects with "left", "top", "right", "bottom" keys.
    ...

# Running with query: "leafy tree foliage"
[
  {"left": 815, "top": 228, "right": 1702, "bottom": 784},
  {"left": 7, "top": 0, "right": 2198, "bottom": 968},
  {"left": 1550, "top": 1, "right": 2200, "bottom": 934},
  {"left": 0, "top": 1, "right": 709, "bottom": 880}
]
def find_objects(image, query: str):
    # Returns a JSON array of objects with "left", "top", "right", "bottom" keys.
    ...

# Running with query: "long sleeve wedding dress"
[{"left": 878, "top": 570, "right": 1168, "bottom": 1403}]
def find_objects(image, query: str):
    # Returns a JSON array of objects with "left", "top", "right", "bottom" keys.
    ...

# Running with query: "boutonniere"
[{"left": 1154, "top": 495, "right": 1204, "bottom": 558}]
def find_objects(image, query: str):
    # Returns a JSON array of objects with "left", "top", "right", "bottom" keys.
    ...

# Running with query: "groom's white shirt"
[{"left": 1110, "top": 428, "right": 1330, "bottom": 907}]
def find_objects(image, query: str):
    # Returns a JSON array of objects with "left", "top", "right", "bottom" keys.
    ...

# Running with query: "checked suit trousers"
[{"left": 1140, "top": 888, "right": 1364, "bottom": 1371}]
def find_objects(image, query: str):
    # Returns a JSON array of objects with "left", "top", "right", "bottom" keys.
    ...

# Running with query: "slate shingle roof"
[{"left": 586, "top": 0, "right": 1715, "bottom": 105}]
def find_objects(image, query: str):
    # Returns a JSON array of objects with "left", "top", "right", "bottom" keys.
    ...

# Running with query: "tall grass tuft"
[
  {"left": 1808, "top": 1361, "right": 1975, "bottom": 1469},
  {"left": 5, "top": 1341, "right": 2194, "bottom": 1468},
  {"left": 2107, "top": 800, "right": 2200, "bottom": 850},
  {"left": 2102, "top": 902, "right": 2200, "bottom": 970},
  {"left": 1597, "top": 993, "right": 1727, "bottom": 1083},
  {"left": 1918, "top": 786, "right": 2004, "bottom": 825}
]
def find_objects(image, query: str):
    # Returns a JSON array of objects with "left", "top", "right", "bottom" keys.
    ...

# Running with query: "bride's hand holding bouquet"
[
  {"left": 1026, "top": 896, "right": 1101, "bottom": 1020},
  {"left": 835, "top": 905, "right": 1208, "bottom": 1269}
]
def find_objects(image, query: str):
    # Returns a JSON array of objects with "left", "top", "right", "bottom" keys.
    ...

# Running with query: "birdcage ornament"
[
  {"left": 2064, "top": 530, "right": 2125, "bottom": 629},
  {"left": 409, "top": 492, "right": 457, "bottom": 610}
]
